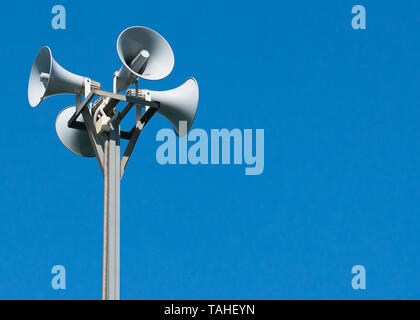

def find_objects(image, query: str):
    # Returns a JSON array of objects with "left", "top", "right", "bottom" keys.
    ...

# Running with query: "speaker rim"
[
  {"left": 182, "top": 77, "right": 199, "bottom": 136},
  {"left": 152, "top": 77, "right": 199, "bottom": 137},
  {"left": 28, "top": 46, "right": 53, "bottom": 108},
  {"left": 116, "top": 26, "right": 175, "bottom": 81},
  {"left": 55, "top": 105, "right": 96, "bottom": 158}
]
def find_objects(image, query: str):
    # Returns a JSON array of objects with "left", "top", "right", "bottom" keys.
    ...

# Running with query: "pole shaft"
[
  {"left": 102, "top": 135, "right": 110, "bottom": 300},
  {"left": 104, "top": 121, "right": 121, "bottom": 300}
]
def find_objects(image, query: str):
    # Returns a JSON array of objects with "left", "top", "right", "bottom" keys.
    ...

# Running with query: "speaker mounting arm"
[
  {"left": 81, "top": 107, "right": 105, "bottom": 175},
  {"left": 67, "top": 90, "right": 96, "bottom": 128},
  {"left": 120, "top": 101, "right": 158, "bottom": 178},
  {"left": 65, "top": 87, "right": 160, "bottom": 178},
  {"left": 67, "top": 88, "right": 159, "bottom": 130}
]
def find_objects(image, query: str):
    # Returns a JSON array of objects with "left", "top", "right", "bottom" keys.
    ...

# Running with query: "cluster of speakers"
[{"left": 28, "top": 26, "right": 199, "bottom": 156}]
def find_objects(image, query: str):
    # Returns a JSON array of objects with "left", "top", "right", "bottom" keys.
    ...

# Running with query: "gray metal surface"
[
  {"left": 106, "top": 119, "right": 121, "bottom": 300},
  {"left": 102, "top": 136, "right": 109, "bottom": 300},
  {"left": 81, "top": 107, "right": 105, "bottom": 175}
]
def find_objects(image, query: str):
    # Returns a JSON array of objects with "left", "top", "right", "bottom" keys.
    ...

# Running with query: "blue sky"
[{"left": 0, "top": 0, "right": 420, "bottom": 299}]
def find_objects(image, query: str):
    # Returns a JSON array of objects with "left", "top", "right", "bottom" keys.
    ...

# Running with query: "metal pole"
[
  {"left": 102, "top": 134, "right": 110, "bottom": 300},
  {"left": 102, "top": 74, "right": 123, "bottom": 300},
  {"left": 104, "top": 119, "right": 121, "bottom": 300}
]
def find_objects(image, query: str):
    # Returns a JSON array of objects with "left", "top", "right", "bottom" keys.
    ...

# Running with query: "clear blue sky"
[{"left": 0, "top": 0, "right": 419, "bottom": 299}]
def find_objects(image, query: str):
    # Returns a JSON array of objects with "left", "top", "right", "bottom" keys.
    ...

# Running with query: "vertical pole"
[
  {"left": 106, "top": 118, "right": 121, "bottom": 300},
  {"left": 102, "top": 134, "right": 110, "bottom": 300},
  {"left": 102, "top": 72, "right": 121, "bottom": 300}
]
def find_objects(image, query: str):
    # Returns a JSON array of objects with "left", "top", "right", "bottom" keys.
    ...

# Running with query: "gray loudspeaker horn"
[
  {"left": 150, "top": 78, "right": 199, "bottom": 137},
  {"left": 116, "top": 26, "right": 174, "bottom": 92},
  {"left": 55, "top": 106, "right": 96, "bottom": 157},
  {"left": 28, "top": 46, "right": 86, "bottom": 107}
]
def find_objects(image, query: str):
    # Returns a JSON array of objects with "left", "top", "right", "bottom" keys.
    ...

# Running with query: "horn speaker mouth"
[
  {"left": 117, "top": 26, "right": 174, "bottom": 81},
  {"left": 28, "top": 46, "right": 52, "bottom": 107}
]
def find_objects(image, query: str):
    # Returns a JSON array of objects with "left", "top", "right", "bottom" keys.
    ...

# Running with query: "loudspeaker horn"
[
  {"left": 116, "top": 26, "right": 174, "bottom": 91},
  {"left": 55, "top": 106, "right": 96, "bottom": 157},
  {"left": 28, "top": 46, "right": 86, "bottom": 107},
  {"left": 149, "top": 78, "right": 199, "bottom": 137}
]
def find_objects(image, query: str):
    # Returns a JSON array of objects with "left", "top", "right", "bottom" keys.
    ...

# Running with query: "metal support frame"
[
  {"left": 121, "top": 106, "right": 157, "bottom": 178},
  {"left": 67, "top": 82, "right": 159, "bottom": 300},
  {"left": 81, "top": 107, "right": 105, "bottom": 175}
]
